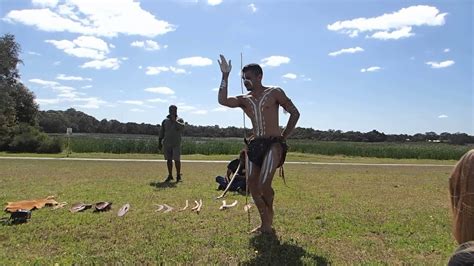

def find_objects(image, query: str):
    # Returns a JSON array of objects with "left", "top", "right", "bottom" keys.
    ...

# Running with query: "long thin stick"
[
  {"left": 216, "top": 164, "right": 241, "bottom": 199},
  {"left": 241, "top": 52, "right": 251, "bottom": 230}
]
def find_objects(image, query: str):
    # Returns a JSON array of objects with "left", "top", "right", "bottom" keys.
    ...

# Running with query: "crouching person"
[{"left": 216, "top": 150, "right": 246, "bottom": 192}]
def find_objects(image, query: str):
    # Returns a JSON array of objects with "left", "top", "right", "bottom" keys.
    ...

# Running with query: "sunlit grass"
[{"left": 0, "top": 158, "right": 457, "bottom": 264}]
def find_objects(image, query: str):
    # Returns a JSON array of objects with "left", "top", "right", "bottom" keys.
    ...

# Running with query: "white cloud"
[
  {"left": 327, "top": 5, "right": 447, "bottom": 40},
  {"left": 81, "top": 85, "right": 92, "bottom": 89},
  {"left": 35, "top": 98, "right": 60, "bottom": 105},
  {"left": 212, "top": 88, "right": 219, "bottom": 92},
  {"left": 147, "top": 98, "right": 168, "bottom": 103},
  {"left": 131, "top": 40, "right": 162, "bottom": 51},
  {"left": 438, "top": 114, "right": 448, "bottom": 118},
  {"left": 130, "top": 108, "right": 145, "bottom": 112},
  {"left": 260, "top": 56, "right": 290, "bottom": 67},
  {"left": 74, "top": 36, "right": 110, "bottom": 52},
  {"left": 177, "top": 56, "right": 213, "bottom": 67},
  {"left": 45, "top": 39, "right": 74, "bottom": 50},
  {"left": 57, "top": 74, "right": 92, "bottom": 81},
  {"left": 443, "top": 48, "right": 450, "bottom": 53},
  {"left": 360, "top": 66, "right": 381, "bottom": 72},
  {"left": 145, "top": 66, "right": 187, "bottom": 75},
  {"left": 32, "top": 0, "right": 59, "bottom": 8},
  {"left": 73, "top": 97, "right": 107, "bottom": 109},
  {"left": 27, "top": 51, "right": 41, "bottom": 56},
  {"left": 368, "top": 26, "right": 414, "bottom": 40},
  {"left": 30, "top": 78, "right": 106, "bottom": 108},
  {"left": 145, "top": 87, "right": 175, "bottom": 95},
  {"left": 29, "top": 81, "right": 81, "bottom": 100},
  {"left": 46, "top": 36, "right": 110, "bottom": 59},
  {"left": 80, "top": 58, "right": 122, "bottom": 70},
  {"left": 146, "top": 66, "right": 169, "bottom": 75},
  {"left": 282, "top": 73, "right": 297, "bottom": 79},
  {"left": 53, "top": 85, "right": 82, "bottom": 98},
  {"left": 426, "top": 60, "right": 455, "bottom": 69},
  {"left": 193, "top": 110, "right": 208, "bottom": 115},
  {"left": 248, "top": 4, "right": 257, "bottom": 13},
  {"left": 207, "top": 0, "right": 222, "bottom": 6},
  {"left": 349, "top": 31, "right": 358, "bottom": 38},
  {"left": 300, "top": 74, "right": 312, "bottom": 81},
  {"left": 119, "top": 100, "right": 145, "bottom": 105},
  {"left": 4, "top": 0, "right": 176, "bottom": 37},
  {"left": 169, "top": 66, "right": 186, "bottom": 74},
  {"left": 329, "top": 47, "right": 364, "bottom": 56},
  {"left": 177, "top": 104, "right": 197, "bottom": 112},
  {"left": 29, "top": 78, "right": 60, "bottom": 87}
]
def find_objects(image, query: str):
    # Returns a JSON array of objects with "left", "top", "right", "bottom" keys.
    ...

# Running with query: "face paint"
[{"left": 242, "top": 73, "right": 253, "bottom": 91}]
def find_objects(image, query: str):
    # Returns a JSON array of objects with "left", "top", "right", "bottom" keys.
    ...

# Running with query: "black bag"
[{"left": 10, "top": 209, "right": 31, "bottom": 224}]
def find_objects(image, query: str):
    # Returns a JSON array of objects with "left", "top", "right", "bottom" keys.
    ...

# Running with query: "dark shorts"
[
  {"left": 246, "top": 137, "right": 288, "bottom": 168},
  {"left": 163, "top": 146, "right": 181, "bottom": 161}
]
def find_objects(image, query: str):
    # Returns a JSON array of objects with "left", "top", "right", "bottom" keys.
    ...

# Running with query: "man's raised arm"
[{"left": 217, "top": 54, "right": 240, "bottom": 108}]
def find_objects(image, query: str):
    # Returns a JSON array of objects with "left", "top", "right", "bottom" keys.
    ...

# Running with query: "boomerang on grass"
[{"left": 219, "top": 200, "right": 238, "bottom": 210}]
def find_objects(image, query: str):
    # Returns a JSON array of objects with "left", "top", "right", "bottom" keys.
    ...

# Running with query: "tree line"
[{"left": 38, "top": 108, "right": 474, "bottom": 145}]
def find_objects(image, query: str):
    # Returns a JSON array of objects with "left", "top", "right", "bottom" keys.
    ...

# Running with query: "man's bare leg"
[
  {"left": 247, "top": 164, "right": 267, "bottom": 233},
  {"left": 166, "top": 160, "right": 173, "bottom": 177},
  {"left": 175, "top": 160, "right": 181, "bottom": 177},
  {"left": 259, "top": 144, "right": 282, "bottom": 233}
]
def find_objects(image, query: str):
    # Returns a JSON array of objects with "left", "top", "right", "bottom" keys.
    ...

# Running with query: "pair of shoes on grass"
[{"left": 164, "top": 174, "right": 182, "bottom": 183}]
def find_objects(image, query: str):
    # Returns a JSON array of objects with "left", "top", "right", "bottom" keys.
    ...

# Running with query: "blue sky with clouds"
[{"left": 1, "top": 0, "right": 472, "bottom": 135}]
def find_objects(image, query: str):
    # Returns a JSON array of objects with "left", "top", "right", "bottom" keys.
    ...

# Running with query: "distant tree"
[
  {"left": 450, "top": 133, "right": 471, "bottom": 145},
  {"left": 10, "top": 82, "right": 38, "bottom": 125},
  {"left": 365, "top": 130, "right": 387, "bottom": 142}
]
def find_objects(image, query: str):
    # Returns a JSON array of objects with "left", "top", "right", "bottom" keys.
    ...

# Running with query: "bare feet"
[{"left": 249, "top": 226, "right": 276, "bottom": 235}]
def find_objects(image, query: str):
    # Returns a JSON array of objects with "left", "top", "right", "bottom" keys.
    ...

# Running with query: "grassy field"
[{"left": 0, "top": 156, "right": 458, "bottom": 264}]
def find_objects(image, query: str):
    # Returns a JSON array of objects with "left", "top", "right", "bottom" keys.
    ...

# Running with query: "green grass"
[
  {"left": 51, "top": 134, "right": 473, "bottom": 160},
  {"left": 0, "top": 157, "right": 457, "bottom": 264}
]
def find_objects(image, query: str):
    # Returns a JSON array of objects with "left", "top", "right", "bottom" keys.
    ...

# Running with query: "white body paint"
[{"left": 245, "top": 88, "right": 277, "bottom": 137}]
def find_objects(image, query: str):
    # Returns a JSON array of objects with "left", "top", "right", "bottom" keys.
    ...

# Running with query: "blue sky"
[{"left": 1, "top": 0, "right": 472, "bottom": 135}]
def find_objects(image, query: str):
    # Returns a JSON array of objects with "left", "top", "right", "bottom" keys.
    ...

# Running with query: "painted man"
[
  {"left": 159, "top": 105, "right": 185, "bottom": 182},
  {"left": 217, "top": 54, "right": 300, "bottom": 234}
]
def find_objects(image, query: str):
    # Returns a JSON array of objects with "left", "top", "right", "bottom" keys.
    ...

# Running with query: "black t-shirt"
[{"left": 227, "top": 159, "right": 245, "bottom": 176}]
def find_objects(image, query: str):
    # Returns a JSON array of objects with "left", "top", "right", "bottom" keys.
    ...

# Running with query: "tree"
[
  {"left": 10, "top": 82, "right": 38, "bottom": 125},
  {"left": 0, "top": 34, "right": 59, "bottom": 152},
  {"left": 0, "top": 34, "right": 21, "bottom": 85},
  {"left": 0, "top": 33, "right": 23, "bottom": 149}
]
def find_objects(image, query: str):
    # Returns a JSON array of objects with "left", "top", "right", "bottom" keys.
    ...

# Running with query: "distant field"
[
  {"left": 50, "top": 133, "right": 472, "bottom": 160},
  {"left": 0, "top": 158, "right": 458, "bottom": 264}
]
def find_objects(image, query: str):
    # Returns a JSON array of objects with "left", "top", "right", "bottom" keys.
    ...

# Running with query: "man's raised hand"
[{"left": 218, "top": 54, "right": 232, "bottom": 74}]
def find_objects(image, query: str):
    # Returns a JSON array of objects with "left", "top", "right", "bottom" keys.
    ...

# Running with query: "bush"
[
  {"left": 37, "top": 136, "right": 63, "bottom": 153},
  {"left": 8, "top": 123, "right": 62, "bottom": 153}
]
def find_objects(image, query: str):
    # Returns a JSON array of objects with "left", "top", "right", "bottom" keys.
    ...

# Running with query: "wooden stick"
[{"left": 216, "top": 164, "right": 241, "bottom": 199}]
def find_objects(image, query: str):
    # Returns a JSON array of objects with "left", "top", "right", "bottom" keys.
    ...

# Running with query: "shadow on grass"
[
  {"left": 243, "top": 233, "right": 329, "bottom": 265},
  {"left": 149, "top": 180, "right": 177, "bottom": 189}
]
